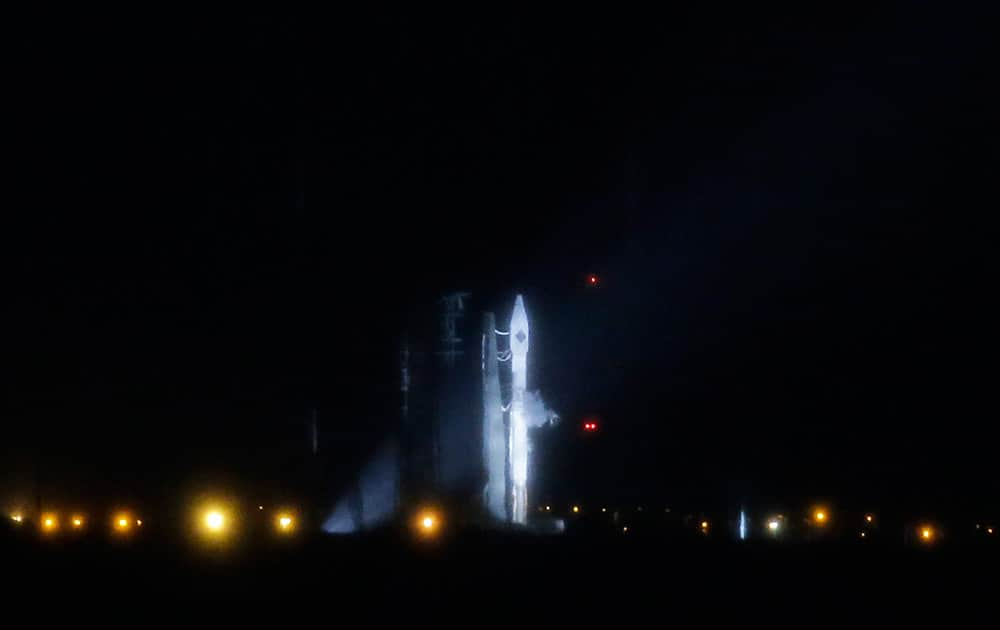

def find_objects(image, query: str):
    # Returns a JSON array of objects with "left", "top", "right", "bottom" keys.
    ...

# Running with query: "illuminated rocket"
[
  {"left": 481, "top": 294, "right": 539, "bottom": 525},
  {"left": 509, "top": 294, "right": 529, "bottom": 524}
]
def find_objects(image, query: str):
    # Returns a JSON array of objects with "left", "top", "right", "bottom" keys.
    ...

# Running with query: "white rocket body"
[{"left": 508, "top": 295, "right": 529, "bottom": 524}]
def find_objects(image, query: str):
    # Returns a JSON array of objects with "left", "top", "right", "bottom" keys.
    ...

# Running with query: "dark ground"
[{"left": 5, "top": 521, "right": 996, "bottom": 624}]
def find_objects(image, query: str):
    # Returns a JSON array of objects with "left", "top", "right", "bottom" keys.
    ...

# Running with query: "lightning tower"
[{"left": 481, "top": 312, "right": 506, "bottom": 520}]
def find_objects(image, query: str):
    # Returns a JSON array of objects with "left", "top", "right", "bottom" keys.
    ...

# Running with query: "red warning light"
[
  {"left": 583, "top": 421, "right": 599, "bottom": 432},
  {"left": 587, "top": 274, "right": 599, "bottom": 286}
]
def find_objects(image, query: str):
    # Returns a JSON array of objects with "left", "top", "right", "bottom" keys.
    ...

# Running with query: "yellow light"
[
  {"left": 71, "top": 515, "right": 84, "bottom": 529},
  {"left": 622, "top": 526, "right": 629, "bottom": 533},
  {"left": 988, "top": 527, "right": 994, "bottom": 535},
  {"left": 767, "top": 519, "right": 780, "bottom": 532},
  {"left": 11, "top": 514, "right": 23, "bottom": 523},
  {"left": 811, "top": 507, "right": 830, "bottom": 526},
  {"left": 259, "top": 505, "right": 264, "bottom": 511},
  {"left": 112, "top": 511, "right": 137, "bottom": 535},
  {"left": 136, "top": 519, "right": 143, "bottom": 526},
  {"left": 205, "top": 511, "right": 225, "bottom": 531},
  {"left": 865, "top": 514, "right": 874, "bottom": 524},
  {"left": 191, "top": 497, "right": 238, "bottom": 543},
  {"left": 40, "top": 513, "right": 59, "bottom": 534},
  {"left": 919, "top": 525, "right": 935, "bottom": 543},
  {"left": 860, "top": 531, "right": 866, "bottom": 538},
  {"left": 414, "top": 508, "right": 442, "bottom": 538},
  {"left": 572, "top": 506, "right": 580, "bottom": 514},
  {"left": 701, "top": 520, "right": 709, "bottom": 528},
  {"left": 601, "top": 507, "right": 607, "bottom": 513},
  {"left": 545, "top": 505, "right": 551, "bottom": 511},
  {"left": 275, "top": 512, "right": 295, "bottom": 534}
]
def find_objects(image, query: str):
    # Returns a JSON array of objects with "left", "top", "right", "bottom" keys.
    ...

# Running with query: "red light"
[
  {"left": 583, "top": 421, "right": 598, "bottom": 432},
  {"left": 587, "top": 274, "right": 599, "bottom": 286}
]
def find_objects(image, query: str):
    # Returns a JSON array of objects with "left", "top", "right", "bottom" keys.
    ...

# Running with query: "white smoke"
[
  {"left": 523, "top": 390, "right": 559, "bottom": 428},
  {"left": 323, "top": 439, "right": 398, "bottom": 534}
]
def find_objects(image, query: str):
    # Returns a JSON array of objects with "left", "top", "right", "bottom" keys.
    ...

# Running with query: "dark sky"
[{"left": 3, "top": 6, "right": 997, "bottom": 514}]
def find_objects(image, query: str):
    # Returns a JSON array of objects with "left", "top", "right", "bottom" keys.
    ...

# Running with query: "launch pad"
[{"left": 325, "top": 292, "right": 557, "bottom": 533}]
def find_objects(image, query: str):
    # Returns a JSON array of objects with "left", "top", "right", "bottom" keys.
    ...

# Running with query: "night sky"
[{"left": 4, "top": 7, "right": 997, "bottom": 514}]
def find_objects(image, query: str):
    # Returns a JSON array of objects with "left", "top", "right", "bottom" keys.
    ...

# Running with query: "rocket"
[{"left": 509, "top": 295, "right": 530, "bottom": 524}]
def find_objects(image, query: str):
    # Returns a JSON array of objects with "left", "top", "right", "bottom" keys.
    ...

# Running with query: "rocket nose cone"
[
  {"left": 509, "top": 294, "right": 529, "bottom": 350},
  {"left": 510, "top": 295, "right": 528, "bottom": 326}
]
